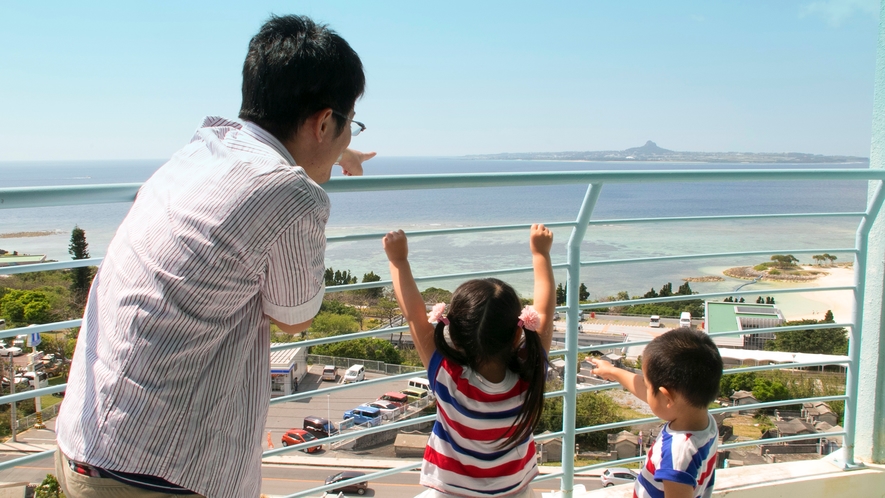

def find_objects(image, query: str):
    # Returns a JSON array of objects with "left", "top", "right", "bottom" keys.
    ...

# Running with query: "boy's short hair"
[{"left": 643, "top": 327, "right": 723, "bottom": 408}]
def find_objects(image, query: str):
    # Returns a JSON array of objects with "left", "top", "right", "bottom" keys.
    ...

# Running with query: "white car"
[
  {"left": 0, "top": 345, "right": 23, "bottom": 357},
  {"left": 649, "top": 315, "right": 662, "bottom": 328},
  {"left": 600, "top": 467, "right": 637, "bottom": 487},
  {"left": 367, "top": 400, "right": 401, "bottom": 420}
]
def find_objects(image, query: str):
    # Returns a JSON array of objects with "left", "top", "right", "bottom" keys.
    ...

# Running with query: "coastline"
[{"left": 736, "top": 265, "right": 855, "bottom": 323}]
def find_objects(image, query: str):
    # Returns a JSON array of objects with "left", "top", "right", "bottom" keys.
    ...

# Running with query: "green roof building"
[
  {"left": 0, "top": 254, "right": 46, "bottom": 268},
  {"left": 705, "top": 301, "right": 785, "bottom": 350}
]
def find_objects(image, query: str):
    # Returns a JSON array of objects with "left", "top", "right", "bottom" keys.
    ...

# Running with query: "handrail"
[{"left": 0, "top": 168, "right": 875, "bottom": 496}]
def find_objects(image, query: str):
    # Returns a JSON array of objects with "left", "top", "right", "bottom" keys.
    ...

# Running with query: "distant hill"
[{"left": 463, "top": 141, "right": 868, "bottom": 163}]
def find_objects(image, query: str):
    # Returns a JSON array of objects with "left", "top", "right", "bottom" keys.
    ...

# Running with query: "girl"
[{"left": 383, "top": 224, "right": 556, "bottom": 498}]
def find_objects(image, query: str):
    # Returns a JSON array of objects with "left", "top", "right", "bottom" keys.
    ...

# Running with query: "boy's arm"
[
  {"left": 530, "top": 224, "right": 555, "bottom": 353},
  {"left": 383, "top": 230, "right": 436, "bottom": 367},
  {"left": 662, "top": 480, "right": 695, "bottom": 498},
  {"left": 589, "top": 359, "right": 649, "bottom": 403}
]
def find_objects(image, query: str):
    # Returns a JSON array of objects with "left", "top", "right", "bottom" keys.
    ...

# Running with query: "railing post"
[
  {"left": 855, "top": 0, "right": 885, "bottom": 465},
  {"left": 560, "top": 183, "right": 602, "bottom": 497},
  {"left": 844, "top": 181, "right": 885, "bottom": 469}
]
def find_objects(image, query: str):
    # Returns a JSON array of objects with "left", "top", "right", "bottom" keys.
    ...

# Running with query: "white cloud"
[{"left": 802, "top": 0, "right": 879, "bottom": 26}]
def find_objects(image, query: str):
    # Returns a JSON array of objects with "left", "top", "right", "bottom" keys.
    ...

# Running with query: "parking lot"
[{"left": 264, "top": 364, "right": 424, "bottom": 451}]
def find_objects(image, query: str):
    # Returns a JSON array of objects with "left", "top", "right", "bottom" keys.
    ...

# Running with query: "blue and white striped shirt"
[{"left": 56, "top": 117, "right": 328, "bottom": 498}]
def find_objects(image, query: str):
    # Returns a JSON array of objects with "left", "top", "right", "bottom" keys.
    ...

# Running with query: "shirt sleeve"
[
  {"left": 261, "top": 213, "right": 326, "bottom": 325},
  {"left": 427, "top": 351, "right": 444, "bottom": 394}
]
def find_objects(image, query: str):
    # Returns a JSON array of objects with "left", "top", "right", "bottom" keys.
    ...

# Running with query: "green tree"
[
  {"left": 360, "top": 271, "right": 383, "bottom": 299},
  {"left": 68, "top": 226, "right": 94, "bottom": 302},
  {"left": 770, "top": 254, "right": 799, "bottom": 268},
  {"left": 324, "top": 267, "right": 357, "bottom": 286},
  {"left": 0, "top": 289, "right": 54, "bottom": 326},
  {"left": 676, "top": 282, "right": 693, "bottom": 296},
  {"left": 752, "top": 377, "right": 790, "bottom": 403},
  {"left": 579, "top": 283, "right": 590, "bottom": 301},
  {"left": 756, "top": 296, "right": 765, "bottom": 304},
  {"left": 308, "top": 312, "right": 360, "bottom": 336},
  {"left": 311, "top": 338, "right": 402, "bottom": 364},
  {"left": 658, "top": 283, "right": 673, "bottom": 297},
  {"left": 555, "top": 283, "right": 566, "bottom": 306},
  {"left": 376, "top": 298, "right": 400, "bottom": 327},
  {"left": 537, "top": 384, "right": 624, "bottom": 450},
  {"left": 642, "top": 288, "right": 658, "bottom": 299},
  {"left": 35, "top": 473, "right": 65, "bottom": 498},
  {"left": 823, "top": 310, "right": 834, "bottom": 323},
  {"left": 764, "top": 318, "right": 848, "bottom": 355},
  {"left": 421, "top": 287, "right": 453, "bottom": 304},
  {"left": 720, "top": 371, "right": 757, "bottom": 397}
]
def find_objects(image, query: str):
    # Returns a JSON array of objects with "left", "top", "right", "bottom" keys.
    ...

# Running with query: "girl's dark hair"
[
  {"left": 239, "top": 15, "right": 365, "bottom": 142},
  {"left": 434, "top": 278, "right": 547, "bottom": 450}
]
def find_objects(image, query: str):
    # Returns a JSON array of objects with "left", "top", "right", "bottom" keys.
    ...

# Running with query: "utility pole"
[{"left": 6, "top": 356, "right": 17, "bottom": 443}]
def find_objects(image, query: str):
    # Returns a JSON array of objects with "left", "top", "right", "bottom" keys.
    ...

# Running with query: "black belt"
[{"left": 68, "top": 458, "right": 196, "bottom": 495}]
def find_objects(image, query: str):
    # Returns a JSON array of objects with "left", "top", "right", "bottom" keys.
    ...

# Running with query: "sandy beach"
[{"left": 774, "top": 265, "right": 855, "bottom": 323}]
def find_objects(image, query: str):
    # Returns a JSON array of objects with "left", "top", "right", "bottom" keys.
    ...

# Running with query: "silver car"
[{"left": 600, "top": 467, "right": 637, "bottom": 487}]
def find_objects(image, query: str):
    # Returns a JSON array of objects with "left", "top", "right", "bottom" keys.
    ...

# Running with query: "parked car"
[
  {"left": 407, "top": 377, "right": 432, "bottom": 392},
  {"left": 343, "top": 405, "right": 382, "bottom": 427},
  {"left": 378, "top": 391, "right": 409, "bottom": 412},
  {"left": 367, "top": 400, "right": 401, "bottom": 420},
  {"left": 0, "top": 345, "right": 23, "bottom": 357},
  {"left": 325, "top": 471, "right": 368, "bottom": 495},
  {"left": 649, "top": 315, "right": 662, "bottom": 328},
  {"left": 680, "top": 311, "right": 692, "bottom": 328},
  {"left": 343, "top": 364, "right": 365, "bottom": 384},
  {"left": 600, "top": 467, "right": 637, "bottom": 487},
  {"left": 1, "top": 376, "right": 28, "bottom": 388},
  {"left": 303, "top": 416, "right": 338, "bottom": 438},
  {"left": 321, "top": 365, "right": 337, "bottom": 381},
  {"left": 281, "top": 429, "right": 321, "bottom": 452},
  {"left": 400, "top": 387, "right": 428, "bottom": 403}
]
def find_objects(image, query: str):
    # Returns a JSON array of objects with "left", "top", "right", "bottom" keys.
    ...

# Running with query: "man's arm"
[
  {"left": 589, "top": 358, "right": 649, "bottom": 403},
  {"left": 530, "top": 224, "right": 555, "bottom": 352},
  {"left": 271, "top": 318, "right": 313, "bottom": 335},
  {"left": 383, "top": 230, "right": 436, "bottom": 368}
]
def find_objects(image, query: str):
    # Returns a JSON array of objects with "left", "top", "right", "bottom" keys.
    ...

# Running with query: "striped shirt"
[
  {"left": 635, "top": 414, "right": 719, "bottom": 498},
  {"left": 423, "top": 351, "right": 539, "bottom": 497},
  {"left": 56, "top": 117, "right": 329, "bottom": 498}
]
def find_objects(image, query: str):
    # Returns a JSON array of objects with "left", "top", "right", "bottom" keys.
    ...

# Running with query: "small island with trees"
[{"left": 724, "top": 253, "right": 844, "bottom": 282}]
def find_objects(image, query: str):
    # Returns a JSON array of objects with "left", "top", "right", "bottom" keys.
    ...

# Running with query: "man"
[{"left": 55, "top": 15, "right": 371, "bottom": 498}]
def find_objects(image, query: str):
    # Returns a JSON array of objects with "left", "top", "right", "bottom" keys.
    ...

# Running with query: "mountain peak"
[{"left": 624, "top": 140, "right": 673, "bottom": 155}]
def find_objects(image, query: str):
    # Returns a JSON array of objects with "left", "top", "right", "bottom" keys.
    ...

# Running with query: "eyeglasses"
[{"left": 332, "top": 110, "right": 366, "bottom": 137}]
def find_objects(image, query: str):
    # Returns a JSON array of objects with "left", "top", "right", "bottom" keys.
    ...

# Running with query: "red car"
[
  {"left": 378, "top": 391, "right": 408, "bottom": 412},
  {"left": 281, "top": 429, "right": 321, "bottom": 453}
]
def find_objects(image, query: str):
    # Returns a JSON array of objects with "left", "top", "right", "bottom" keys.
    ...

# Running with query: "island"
[{"left": 464, "top": 141, "right": 868, "bottom": 164}]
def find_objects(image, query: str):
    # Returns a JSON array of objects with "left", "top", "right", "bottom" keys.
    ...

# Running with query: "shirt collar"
[{"left": 240, "top": 120, "right": 297, "bottom": 166}]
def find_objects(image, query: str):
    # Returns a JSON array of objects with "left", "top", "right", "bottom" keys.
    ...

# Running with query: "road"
[
  {"left": 1, "top": 366, "right": 605, "bottom": 496},
  {"left": 1, "top": 453, "right": 603, "bottom": 496}
]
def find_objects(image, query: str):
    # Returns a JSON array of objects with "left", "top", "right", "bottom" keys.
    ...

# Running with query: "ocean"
[{"left": 0, "top": 158, "right": 868, "bottom": 317}]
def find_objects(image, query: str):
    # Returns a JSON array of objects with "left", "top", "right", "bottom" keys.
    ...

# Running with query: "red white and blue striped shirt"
[
  {"left": 56, "top": 117, "right": 329, "bottom": 498},
  {"left": 635, "top": 414, "right": 719, "bottom": 498},
  {"left": 422, "top": 351, "right": 539, "bottom": 497}
]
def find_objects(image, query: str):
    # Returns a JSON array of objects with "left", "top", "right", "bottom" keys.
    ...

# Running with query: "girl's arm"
[
  {"left": 383, "top": 230, "right": 436, "bottom": 367},
  {"left": 530, "top": 224, "right": 555, "bottom": 353},
  {"left": 590, "top": 358, "right": 649, "bottom": 403}
]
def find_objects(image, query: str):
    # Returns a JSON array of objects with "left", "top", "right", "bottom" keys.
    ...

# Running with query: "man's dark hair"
[
  {"left": 239, "top": 15, "right": 365, "bottom": 143},
  {"left": 643, "top": 327, "right": 723, "bottom": 408}
]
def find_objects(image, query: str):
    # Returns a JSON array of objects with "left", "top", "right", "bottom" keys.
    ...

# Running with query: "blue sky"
[{"left": 0, "top": 0, "right": 879, "bottom": 161}]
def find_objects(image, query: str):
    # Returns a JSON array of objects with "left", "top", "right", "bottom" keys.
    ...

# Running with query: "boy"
[{"left": 591, "top": 327, "right": 723, "bottom": 498}]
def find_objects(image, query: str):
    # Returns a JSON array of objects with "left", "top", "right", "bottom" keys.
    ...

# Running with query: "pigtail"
[
  {"left": 434, "top": 319, "right": 468, "bottom": 366},
  {"left": 501, "top": 324, "right": 547, "bottom": 450}
]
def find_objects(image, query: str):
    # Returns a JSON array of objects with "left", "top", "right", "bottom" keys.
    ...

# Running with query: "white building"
[{"left": 270, "top": 346, "right": 307, "bottom": 397}]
